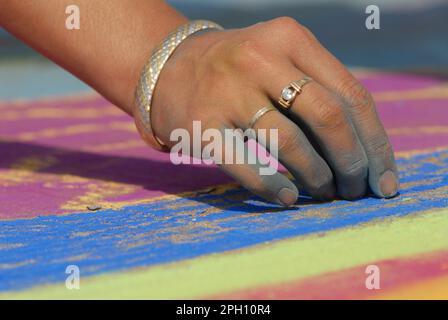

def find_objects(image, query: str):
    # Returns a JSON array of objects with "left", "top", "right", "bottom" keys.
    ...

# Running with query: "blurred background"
[{"left": 0, "top": 0, "right": 447, "bottom": 100}]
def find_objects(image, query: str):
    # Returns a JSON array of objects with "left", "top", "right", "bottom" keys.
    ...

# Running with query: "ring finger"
[{"left": 232, "top": 92, "right": 336, "bottom": 200}]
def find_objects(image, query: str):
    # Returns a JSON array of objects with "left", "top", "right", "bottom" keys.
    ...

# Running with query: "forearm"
[{"left": 0, "top": 0, "right": 188, "bottom": 114}]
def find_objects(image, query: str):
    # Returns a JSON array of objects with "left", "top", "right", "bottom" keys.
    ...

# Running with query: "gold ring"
[
  {"left": 278, "top": 76, "right": 313, "bottom": 110},
  {"left": 248, "top": 106, "right": 276, "bottom": 129}
]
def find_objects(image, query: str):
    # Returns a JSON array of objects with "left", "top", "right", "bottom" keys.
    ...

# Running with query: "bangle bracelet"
[{"left": 134, "top": 20, "right": 224, "bottom": 151}]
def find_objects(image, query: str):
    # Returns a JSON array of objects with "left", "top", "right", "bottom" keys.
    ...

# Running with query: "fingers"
[
  {"left": 277, "top": 18, "right": 399, "bottom": 198},
  {"left": 232, "top": 98, "right": 336, "bottom": 200},
  {"left": 219, "top": 161, "right": 299, "bottom": 207},
  {"left": 210, "top": 124, "right": 299, "bottom": 206},
  {"left": 260, "top": 65, "right": 369, "bottom": 200}
]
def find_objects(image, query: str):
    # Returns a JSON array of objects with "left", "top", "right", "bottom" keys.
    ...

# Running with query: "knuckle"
[
  {"left": 340, "top": 156, "right": 369, "bottom": 179},
  {"left": 367, "top": 134, "right": 393, "bottom": 157},
  {"left": 270, "top": 17, "right": 312, "bottom": 38},
  {"left": 312, "top": 98, "right": 345, "bottom": 129},
  {"left": 339, "top": 78, "right": 374, "bottom": 111},
  {"left": 276, "top": 127, "right": 301, "bottom": 154},
  {"left": 294, "top": 23, "right": 314, "bottom": 40},
  {"left": 271, "top": 16, "right": 300, "bottom": 30}
]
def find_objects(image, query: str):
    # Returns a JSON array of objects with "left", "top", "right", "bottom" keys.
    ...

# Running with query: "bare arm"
[{"left": 0, "top": 0, "right": 187, "bottom": 114}]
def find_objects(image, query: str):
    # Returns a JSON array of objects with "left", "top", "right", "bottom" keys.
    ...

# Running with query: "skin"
[{"left": 0, "top": 1, "right": 399, "bottom": 206}]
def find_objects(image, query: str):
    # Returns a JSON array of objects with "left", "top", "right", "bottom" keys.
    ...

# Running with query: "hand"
[{"left": 136, "top": 17, "right": 399, "bottom": 206}]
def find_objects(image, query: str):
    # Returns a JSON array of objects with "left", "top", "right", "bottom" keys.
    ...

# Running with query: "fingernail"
[
  {"left": 277, "top": 188, "right": 298, "bottom": 206},
  {"left": 379, "top": 170, "right": 399, "bottom": 198}
]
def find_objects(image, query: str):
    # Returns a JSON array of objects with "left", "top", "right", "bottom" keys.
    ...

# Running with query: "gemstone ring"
[{"left": 278, "top": 76, "right": 313, "bottom": 110}]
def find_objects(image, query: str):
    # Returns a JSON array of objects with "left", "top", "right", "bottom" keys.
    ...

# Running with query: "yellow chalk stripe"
[
  {"left": 388, "top": 126, "right": 448, "bottom": 136},
  {"left": 374, "top": 275, "right": 448, "bottom": 300},
  {"left": 15, "top": 122, "right": 135, "bottom": 141},
  {"left": 0, "top": 92, "right": 98, "bottom": 110},
  {"left": 394, "top": 145, "right": 448, "bottom": 159},
  {"left": 81, "top": 139, "right": 144, "bottom": 153},
  {"left": 2, "top": 208, "right": 448, "bottom": 299},
  {"left": 1, "top": 107, "right": 122, "bottom": 121},
  {"left": 374, "top": 83, "right": 448, "bottom": 102}
]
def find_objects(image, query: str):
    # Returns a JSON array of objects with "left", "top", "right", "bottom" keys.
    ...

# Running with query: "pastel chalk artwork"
[
  {"left": 0, "top": 69, "right": 447, "bottom": 299},
  {"left": 1, "top": 0, "right": 448, "bottom": 302}
]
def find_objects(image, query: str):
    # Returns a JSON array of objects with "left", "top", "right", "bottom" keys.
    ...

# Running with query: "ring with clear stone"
[{"left": 278, "top": 76, "right": 313, "bottom": 110}]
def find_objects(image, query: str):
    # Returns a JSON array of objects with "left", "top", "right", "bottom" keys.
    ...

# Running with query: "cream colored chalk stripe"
[{"left": 2, "top": 208, "right": 448, "bottom": 299}]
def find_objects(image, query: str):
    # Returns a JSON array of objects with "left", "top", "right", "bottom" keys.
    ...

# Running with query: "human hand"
[{"left": 135, "top": 17, "right": 399, "bottom": 206}]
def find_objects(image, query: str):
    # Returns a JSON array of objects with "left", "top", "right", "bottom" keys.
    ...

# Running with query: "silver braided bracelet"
[{"left": 134, "top": 20, "right": 224, "bottom": 150}]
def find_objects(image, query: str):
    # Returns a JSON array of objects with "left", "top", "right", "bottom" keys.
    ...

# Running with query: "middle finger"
[{"left": 263, "top": 64, "right": 369, "bottom": 199}]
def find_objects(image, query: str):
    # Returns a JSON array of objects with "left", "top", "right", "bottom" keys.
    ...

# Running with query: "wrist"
[
  {"left": 123, "top": 16, "right": 189, "bottom": 115},
  {"left": 132, "top": 20, "right": 224, "bottom": 150}
]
